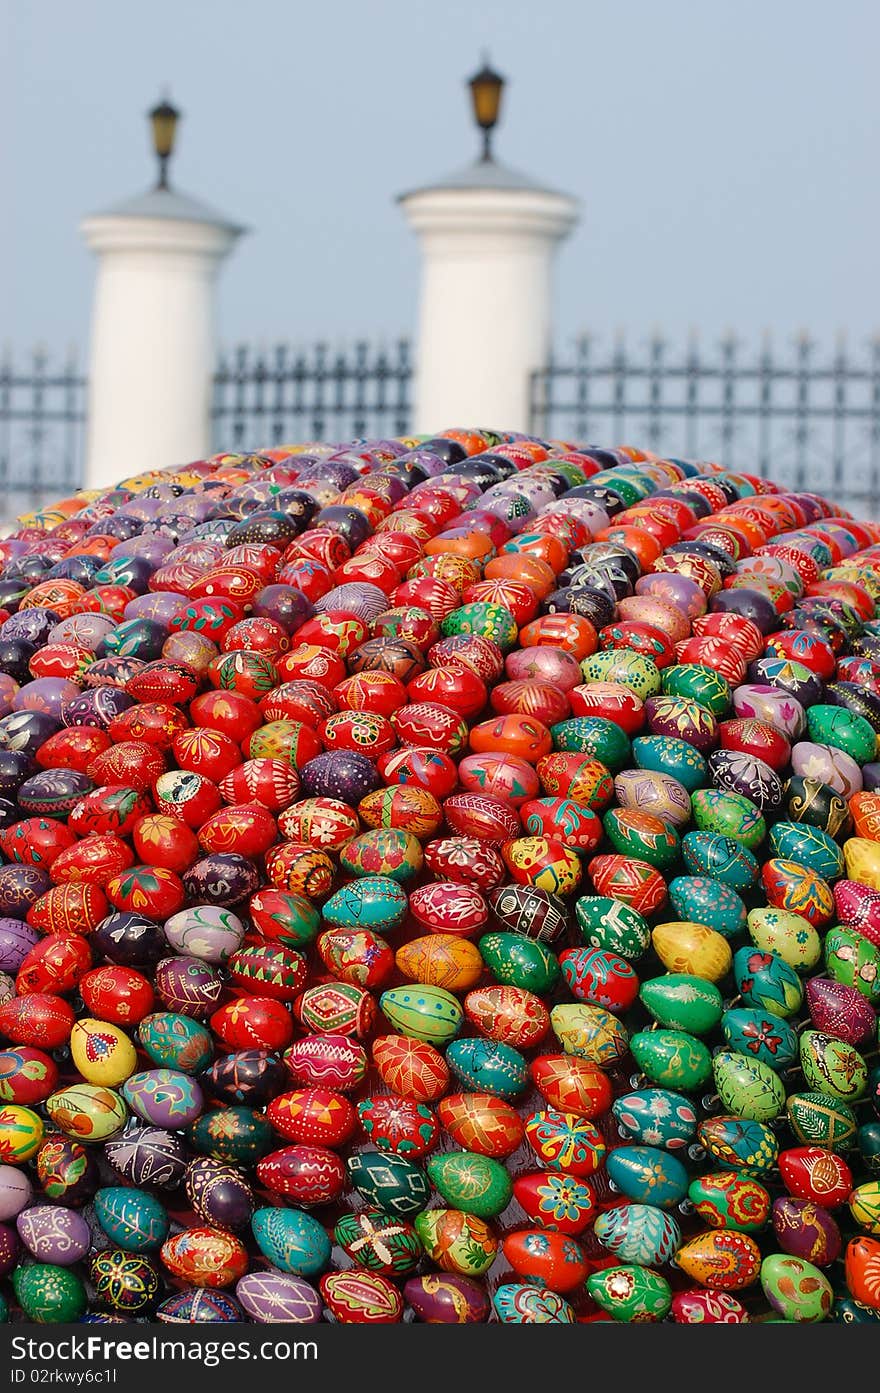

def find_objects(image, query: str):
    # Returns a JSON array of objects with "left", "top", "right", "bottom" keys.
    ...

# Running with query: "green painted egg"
[
  {"left": 593, "top": 1203, "right": 682, "bottom": 1267},
  {"left": 414, "top": 1208, "right": 498, "bottom": 1275},
  {"left": 733, "top": 947, "right": 804, "bottom": 1018},
  {"left": 849, "top": 1180, "right": 880, "bottom": 1234},
  {"left": 586, "top": 1263, "right": 671, "bottom": 1321},
  {"left": 661, "top": 663, "right": 730, "bottom": 716},
  {"left": 346, "top": 1150, "right": 431, "bottom": 1217},
  {"left": 94, "top": 1186, "right": 169, "bottom": 1251},
  {"left": 712, "top": 1049, "right": 786, "bottom": 1122},
  {"left": 426, "top": 1150, "right": 513, "bottom": 1218},
  {"left": 690, "top": 789, "right": 766, "bottom": 849},
  {"left": 806, "top": 705, "right": 875, "bottom": 764},
  {"left": 575, "top": 895, "right": 650, "bottom": 960},
  {"left": 768, "top": 823, "right": 844, "bottom": 881},
  {"left": 602, "top": 808, "right": 680, "bottom": 869},
  {"left": 136, "top": 1013, "right": 214, "bottom": 1073},
  {"left": 721, "top": 1008, "right": 798, "bottom": 1071},
  {"left": 445, "top": 1038, "right": 528, "bottom": 1099},
  {"left": 340, "top": 830, "right": 423, "bottom": 883},
  {"left": 550, "top": 717, "right": 630, "bottom": 770},
  {"left": 629, "top": 1030, "right": 712, "bottom": 1091},
  {"left": 605, "top": 1145, "right": 689, "bottom": 1207},
  {"left": 668, "top": 876, "right": 747, "bottom": 939},
  {"left": 380, "top": 985, "right": 463, "bottom": 1045},
  {"left": 612, "top": 1089, "right": 698, "bottom": 1150},
  {"left": 477, "top": 932, "right": 560, "bottom": 995},
  {"left": 785, "top": 1091, "right": 857, "bottom": 1151},
  {"left": 251, "top": 1205, "right": 331, "bottom": 1276},
  {"left": 322, "top": 876, "right": 409, "bottom": 932},
  {"left": 639, "top": 974, "right": 724, "bottom": 1035},
  {"left": 441, "top": 602, "right": 517, "bottom": 648},
  {"left": 12, "top": 1263, "right": 87, "bottom": 1323},
  {"left": 799, "top": 1031, "right": 867, "bottom": 1101},
  {"left": 186, "top": 1106, "right": 274, "bottom": 1165},
  {"left": 746, "top": 907, "right": 821, "bottom": 972},
  {"left": 760, "top": 1254, "right": 833, "bottom": 1322},
  {"left": 581, "top": 651, "right": 661, "bottom": 700},
  {"left": 681, "top": 832, "right": 759, "bottom": 890},
  {"left": 696, "top": 1116, "right": 779, "bottom": 1172},
  {"left": 333, "top": 1209, "right": 421, "bottom": 1275},
  {"left": 550, "top": 1003, "right": 629, "bottom": 1064},
  {"left": 688, "top": 1171, "right": 771, "bottom": 1232},
  {"left": 45, "top": 1085, "right": 127, "bottom": 1143},
  {"left": 824, "top": 926, "right": 880, "bottom": 1002},
  {"left": 632, "top": 735, "right": 708, "bottom": 791}
]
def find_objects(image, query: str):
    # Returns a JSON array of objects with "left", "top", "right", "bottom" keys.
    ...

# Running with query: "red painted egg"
[
  {"left": 87, "top": 742, "right": 166, "bottom": 792},
  {"left": 358, "top": 786, "right": 442, "bottom": 839},
  {"left": 264, "top": 842, "right": 334, "bottom": 898},
  {"left": 105, "top": 866, "right": 185, "bottom": 919},
  {"left": 217, "top": 759, "right": 300, "bottom": 812},
  {"left": 277, "top": 645, "right": 347, "bottom": 690},
  {"left": 36, "top": 727, "right": 111, "bottom": 774},
  {"left": 371, "top": 1034, "right": 451, "bottom": 1103},
  {"left": 0, "top": 1045, "right": 59, "bottom": 1104},
  {"left": 357, "top": 1094, "right": 439, "bottom": 1158},
  {"left": 190, "top": 691, "right": 263, "bottom": 743},
  {"left": 27, "top": 884, "right": 109, "bottom": 937},
  {"left": 318, "top": 711, "right": 397, "bottom": 758},
  {"left": 0, "top": 819, "right": 77, "bottom": 869},
  {"left": 408, "top": 882, "right": 488, "bottom": 937},
  {"left": 126, "top": 661, "right": 200, "bottom": 705},
  {"left": 50, "top": 835, "right": 135, "bottom": 888},
  {"left": 436, "top": 1092, "right": 525, "bottom": 1158},
  {"left": 441, "top": 794, "right": 520, "bottom": 843},
  {"left": 0, "top": 993, "right": 75, "bottom": 1048},
  {"left": 423, "top": 838, "right": 505, "bottom": 890},
  {"left": 210, "top": 996, "right": 294, "bottom": 1051},
  {"left": 588, "top": 854, "right": 667, "bottom": 913},
  {"left": 519, "top": 797, "right": 603, "bottom": 853},
  {"left": 778, "top": 1147, "right": 853, "bottom": 1208},
  {"left": 376, "top": 747, "right": 458, "bottom": 799},
  {"left": 256, "top": 1144, "right": 346, "bottom": 1204},
  {"left": 132, "top": 815, "right": 199, "bottom": 874},
  {"left": 79, "top": 966, "right": 155, "bottom": 1025},
  {"left": 68, "top": 786, "right": 150, "bottom": 839},
  {"left": 489, "top": 680, "right": 570, "bottom": 726},
  {"left": 569, "top": 682, "right": 645, "bottom": 734},
  {"left": 259, "top": 680, "right": 336, "bottom": 727},
  {"left": 283, "top": 1033, "right": 368, "bottom": 1092},
  {"left": 197, "top": 804, "right": 278, "bottom": 858},
  {"left": 160, "top": 1227, "right": 248, "bottom": 1288},
  {"left": 524, "top": 1108, "right": 606, "bottom": 1176},
  {"left": 266, "top": 1088, "right": 357, "bottom": 1146},
  {"left": 317, "top": 929, "right": 394, "bottom": 990},
  {"left": 154, "top": 771, "right": 222, "bottom": 828},
  {"left": 512, "top": 1171, "right": 596, "bottom": 1235},
  {"left": 172, "top": 729, "right": 243, "bottom": 782},
  {"left": 108, "top": 703, "right": 188, "bottom": 751},
  {"left": 502, "top": 1230, "right": 588, "bottom": 1293},
  {"left": 718, "top": 717, "right": 791, "bottom": 770},
  {"left": 16, "top": 933, "right": 92, "bottom": 996},
  {"left": 557, "top": 948, "right": 640, "bottom": 1012},
  {"left": 226, "top": 943, "right": 308, "bottom": 1000},
  {"left": 277, "top": 799, "right": 360, "bottom": 852},
  {"left": 406, "top": 667, "right": 488, "bottom": 720},
  {"left": 319, "top": 1271, "right": 403, "bottom": 1324},
  {"left": 530, "top": 1054, "right": 614, "bottom": 1120},
  {"left": 456, "top": 752, "right": 540, "bottom": 806},
  {"left": 208, "top": 649, "right": 280, "bottom": 701},
  {"left": 463, "top": 985, "right": 551, "bottom": 1049},
  {"left": 536, "top": 753, "right": 615, "bottom": 809},
  {"left": 334, "top": 672, "right": 408, "bottom": 718},
  {"left": 294, "top": 982, "right": 376, "bottom": 1039}
]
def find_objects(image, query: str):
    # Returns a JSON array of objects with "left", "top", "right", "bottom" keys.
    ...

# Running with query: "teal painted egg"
[
  {"left": 136, "top": 1013, "right": 214, "bottom": 1073},
  {"left": 339, "top": 830, "right": 423, "bottom": 883},
  {"left": 799, "top": 1031, "right": 867, "bottom": 1101},
  {"left": 632, "top": 734, "right": 708, "bottom": 791},
  {"left": 586, "top": 1263, "right": 672, "bottom": 1322},
  {"left": 581, "top": 650, "right": 661, "bottom": 699},
  {"left": 721, "top": 1008, "right": 798, "bottom": 1071},
  {"left": 478, "top": 932, "right": 560, "bottom": 994},
  {"left": 761, "top": 1254, "right": 833, "bottom": 1322},
  {"left": 661, "top": 663, "right": 730, "bottom": 716},
  {"left": 445, "top": 1038, "right": 528, "bottom": 1099},
  {"left": 605, "top": 1145, "right": 689, "bottom": 1208},
  {"left": 321, "top": 876, "right": 409, "bottom": 933},
  {"left": 346, "top": 1150, "right": 431, "bottom": 1217},
  {"left": 426, "top": 1150, "right": 513, "bottom": 1218},
  {"left": 681, "top": 833, "right": 759, "bottom": 890},
  {"left": 806, "top": 704, "right": 875, "bottom": 764},
  {"left": 12, "top": 1263, "right": 87, "bottom": 1323},
  {"left": 594, "top": 1202, "right": 682, "bottom": 1266},
  {"left": 379, "top": 986, "right": 463, "bottom": 1045},
  {"left": 668, "top": 876, "right": 747, "bottom": 939},
  {"left": 712, "top": 1049, "right": 786, "bottom": 1122},
  {"left": 94, "top": 1186, "right": 169, "bottom": 1252},
  {"left": 186, "top": 1106, "right": 274, "bottom": 1166},
  {"left": 747, "top": 907, "right": 821, "bottom": 972},
  {"left": 549, "top": 717, "right": 630, "bottom": 769},
  {"left": 733, "top": 947, "right": 804, "bottom": 1018},
  {"left": 251, "top": 1205, "right": 331, "bottom": 1277},
  {"left": 574, "top": 895, "right": 650, "bottom": 960},
  {"left": 492, "top": 1284, "right": 575, "bottom": 1324},
  {"left": 639, "top": 974, "right": 724, "bottom": 1035},
  {"left": 696, "top": 1116, "right": 779, "bottom": 1172},
  {"left": 629, "top": 1029, "right": 712, "bottom": 1090},
  {"left": 786, "top": 1092, "right": 857, "bottom": 1151},
  {"left": 690, "top": 789, "right": 766, "bottom": 850},
  {"left": 768, "top": 823, "right": 844, "bottom": 881},
  {"left": 611, "top": 1089, "right": 698, "bottom": 1150},
  {"left": 121, "top": 1069, "right": 204, "bottom": 1128}
]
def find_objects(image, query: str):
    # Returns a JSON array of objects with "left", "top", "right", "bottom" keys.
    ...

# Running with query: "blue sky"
[{"left": 4, "top": 0, "right": 878, "bottom": 364}]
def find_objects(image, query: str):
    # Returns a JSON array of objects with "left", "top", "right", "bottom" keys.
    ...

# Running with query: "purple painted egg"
[
  {"left": 299, "top": 750, "right": 381, "bottom": 803},
  {"left": 50, "top": 615, "right": 116, "bottom": 650},
  {"left": 182, "top": 853, "right": 261, "bottom": 907},
  {"left": 0, "top": 865, "right": 51, "bottom": 918},
  {"left": 63, "top": 687, "right": 134, "bottom": 730},
  {"left": 0, "top": 918, "right": 40, "bottom": 972},
  {"left": 404, "top": 1273, "right": 490, "bottom": 1323},
  {"left": 613, "top": 768, "right": 692, "bottom": 827},
  {"left": 235, "top": 1272, "right": 323, "bottom": 1323},
  {"left": 790, "top": 741, "right": 862, "bottom": 798},
  {"left": 122, "top": 1069, "right": 204, "bottom": 1128},
  {"left": 0, "top": 1164, "right": 33, "bottom": 1220},
  {"left": 16, "top": 1203, "right": 91, "bottom": 1265},
  {"left": 772, "top": 1196, "right": 841, "bottom": 1266},
  {"left": 104, "top": 1120, "right": 187, "bottom": 1189},
  {"left": 156, "top": 1289, "right": 244, "bottom": 1323},
  {"left": 0, "top": 1221, "right": 18, "bottom": 1275},
  {"left": 14, "top": 678, "right": 79, "bottom": 721},
  {"left": 185, "top": 1158, "right": 254, "bottom": 1231},
  {"left": 154, "top": 956, "right": 223, "bottom": 1019}
]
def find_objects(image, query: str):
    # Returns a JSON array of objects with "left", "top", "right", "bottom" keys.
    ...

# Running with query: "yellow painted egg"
[
  {"left": 550, "top": 1003, "right": 630, "bottom": 1065},
  {"left": 70, "top": 1018, "right": 138, "bottom": 1087},
  {"left": 651, "top": 921, "right": 732, "bottom": 983},
  {"left": 0, "top": 1104, "right": 45, "bottom": 1163},
  {"left": 395, "top": 935, "right": 484, "bottom": 992},
  {"left": 747, "top": 907, "right": 821, "bottom": 972},
  {"left": 843, "top": 838, "right": 880, "bottom": 891}
]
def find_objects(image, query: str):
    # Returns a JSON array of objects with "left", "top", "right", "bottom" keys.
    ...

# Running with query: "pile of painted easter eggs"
[{"left": 0, "top": 429, "right": 879, "bottom": 1324}]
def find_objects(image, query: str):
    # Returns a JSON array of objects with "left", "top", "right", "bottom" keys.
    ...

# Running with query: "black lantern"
[
  {"left": 468, "top": 58, "right": 505, "bottom": 162},
  {"left": 149, "top": 94, "right": 180, "bottom": 190}
]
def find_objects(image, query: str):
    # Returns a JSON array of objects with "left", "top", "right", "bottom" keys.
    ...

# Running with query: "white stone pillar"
[
  {"left": 81, "top": 196, "right": 243, "bottom": 490},
  {"left": 400, "top": 177, "right": 579, "bottom": 435}
]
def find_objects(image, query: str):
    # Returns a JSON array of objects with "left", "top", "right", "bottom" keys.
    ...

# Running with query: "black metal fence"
[
  {"left": 211, "top": 341, "right": 413, "bottom": 451},
  {"left": 0, "top": 349, "right": 87, "bottom": 517},
  {"left": 530, "top": 332, "right": 880, "bottom": 517}
]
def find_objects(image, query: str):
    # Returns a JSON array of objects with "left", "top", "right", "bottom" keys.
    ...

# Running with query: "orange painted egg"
[
  {"left": 530, "top": 1054, "right": 614, "bottom": 1119},
  {"left": 160, "top": 1226, "right": 248, "bottom": 1288},
  {"left": 463, "top": 985, "right": 551, "bottom": 1049},
  {"left": 456, "top": 752, "right": 540, "bottom": 806},
  {"left": 675, "top": 1230, "right": 762, "bottom": 1290},
  {"left": 395, "top": 935, "right": 483, "bottom": 992},
  {"left": 371, "top": 1034, "right": 451, "bottom": 1103},
  {"left": 358, "top": 787, "right": 442, "bottom": 839},
  {"left": 502, "top": 1230, "right": 588, "bottom": 1293},
  {"left": 469, "top": 715, "right": 553, "bottom": 763},
  {"left": 436, "top": 1092, "right": 525, "bottom": 1158}
]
